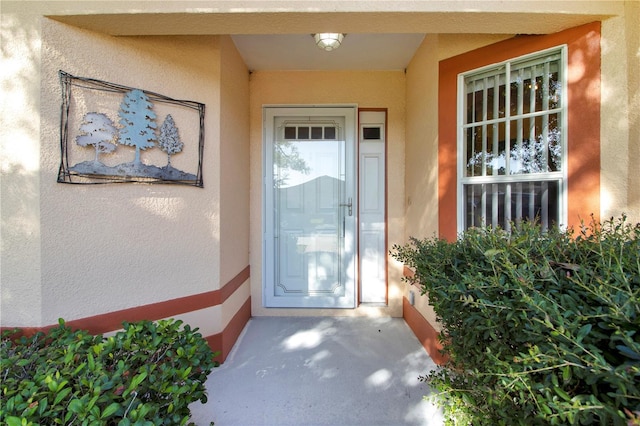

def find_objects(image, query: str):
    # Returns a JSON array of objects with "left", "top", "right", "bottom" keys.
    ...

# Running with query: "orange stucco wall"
[{"left": 438, "top": 22, "right": 602, "bottom": 241}]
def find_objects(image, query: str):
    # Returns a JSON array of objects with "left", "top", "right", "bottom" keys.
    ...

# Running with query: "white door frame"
[{"left": 263, "top": 106, "right": 358, "bottom": 308}]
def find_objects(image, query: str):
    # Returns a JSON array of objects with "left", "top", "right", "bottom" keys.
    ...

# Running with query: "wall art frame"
[{"left": 58, "top": 71, "right": 205, "bottom": 187}]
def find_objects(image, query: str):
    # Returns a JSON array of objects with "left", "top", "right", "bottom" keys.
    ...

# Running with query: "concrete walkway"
[{"left": 190, "top": 316, "right": 444, "bottom": 426}]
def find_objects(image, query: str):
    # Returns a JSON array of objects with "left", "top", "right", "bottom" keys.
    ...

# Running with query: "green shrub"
[
  {"left": 1, "top": 318, "right": 218, "bottom": 425},
  {"left": 392, "top": 216, "right": 640, "bottom": 425}
]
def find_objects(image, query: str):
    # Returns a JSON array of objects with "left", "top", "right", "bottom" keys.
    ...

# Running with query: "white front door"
[{"left": 263, "top": 107, "right": 357, "bottom": 308}]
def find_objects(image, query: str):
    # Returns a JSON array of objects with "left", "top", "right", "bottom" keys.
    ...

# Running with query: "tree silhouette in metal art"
[
  {"left": 75, "top": 112, "right": 117, "bottom": 163},
  {"left": 62, "top": 77, "right": 201, "bottom": 184},
  {"left": 118, "top": 89, "right": 157, "bottom": 165},
  {"left": 158, "top": 114, "right": 184, "bottom": 167}
]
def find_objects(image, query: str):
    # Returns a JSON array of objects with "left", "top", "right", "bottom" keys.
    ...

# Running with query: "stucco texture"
[
  {"left": 600, "top": 0, "right": 640, "bottom": 223},
  {"left": 40, "top": 24, "right": 224, "bottom": 325},
  {"left": 219, "top": 35, "right": 251, "bottom": 287},
  {"left": 1, "top": 10, "right": 44, "bottom": 325},
  {"left": 0, "top": 16, "right": 241, "bottom": 327}
]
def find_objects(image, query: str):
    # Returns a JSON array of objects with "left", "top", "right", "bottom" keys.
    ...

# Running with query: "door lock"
[{"left": 340, "top": 197, "right": 353, "bottom": 216}]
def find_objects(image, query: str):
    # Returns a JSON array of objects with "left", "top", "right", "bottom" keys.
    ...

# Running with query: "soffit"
[
  {"left": 231, "top": 33, "right": 426, "bottom": 71},
  {"left": 50, "top": 11, "right": 611, "bottom": 36},
  {"left": 44, "top": 3, "right": 617, "bottom": 71}
]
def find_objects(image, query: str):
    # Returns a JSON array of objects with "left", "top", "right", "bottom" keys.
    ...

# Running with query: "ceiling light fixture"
[{"left": 312, "top": 33, "right": 345, "bottom": 51}]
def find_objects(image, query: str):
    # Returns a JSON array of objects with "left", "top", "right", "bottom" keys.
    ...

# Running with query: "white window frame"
[{"left": 456, "top": 46, "right": 569, "bottom": 233}]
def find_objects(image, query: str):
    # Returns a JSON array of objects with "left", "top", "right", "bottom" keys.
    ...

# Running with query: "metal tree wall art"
[
  {"left": 118, "top": 89, "right": 157, "bottom": 166},
  {"left": 58, "top": 71, "right": 205, "bottom": 186},
  {"left": 158, "top": 114, "right": 184, "bottom": 168},
  {"left": 75, "top": 112, "right": 117, "bottom": 163}
]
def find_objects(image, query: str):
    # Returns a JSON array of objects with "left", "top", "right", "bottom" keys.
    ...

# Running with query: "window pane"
[
  {"left": 466, "top": 74, "right": 507, "bottom": 124},
  {"left": 486, "top": 76, "right": 495, "bottom": 121},
  {"left": 465, "top": 91, "right": 474, "bottom": 124},
  {"left": 509, "top": 116, "right": 555, "bottom": 174},
  {"left": 548, "top": 113, "right": 562, "bottom": 171},
  {"left": 466, "top": 81, "right": 479, "bottom": 124},
  {"left": 511, "top": 58, "right": 561, "bottom": 114},
  {"left": 466, "top": 126, "right": 484, "bottom": 177},
  {"left": 498, "top": 81, "right": 507, "bottom": 118},
  {"left": 467, "top": 124, "right": 513, "bottom": 177},
  {"left": 496, "top": 121, "right": 507, "bottom": 175},
  {"left": 298, "top": 127, "right": 309, "bottom": 139},
  {"left": 520, "top": 67, "right": 538, "bottom": 114},
  {"left": 535, "top": 71, "right": 545, "bottom": 112},
  {"left": 511, "top": 69, "right": 523, "bottom": 116},
  {"left": 464, "top": 181, "right": 560, "bottom": 229},
  {"left": 362, "top": 127, "right": 380, "bottom": 140},
  {"left": 485, "top": 123, "right": 506, "bottom": 176},
  {"left": 549, "top": 71, "right": 561, "bottom": 110},
  {"left": 460, "top": 48, "right": 565, "bottom": 231}
]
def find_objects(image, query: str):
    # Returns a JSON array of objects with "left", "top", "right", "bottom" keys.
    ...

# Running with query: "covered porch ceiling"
[{"left": 47, "top": 1, "right": 619, "bottom": 71}]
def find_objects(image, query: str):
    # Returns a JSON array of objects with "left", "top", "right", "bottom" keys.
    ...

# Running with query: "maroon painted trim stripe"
[
  {"left": 403, "top": 297, "right": 448, "bottom": 365},
  {"left": 207, "top": 296, "right": 252, "bottom": 363},
  {"left": 220, "top": 266, "right": 251, "bottom": 302},
  {"left": 1, "top": 265, "right": 251, "bottom": 336}
]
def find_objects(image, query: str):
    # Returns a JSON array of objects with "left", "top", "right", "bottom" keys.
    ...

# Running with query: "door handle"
[{"left": 339, "top": 197, "right": 353, "bottom": 216}]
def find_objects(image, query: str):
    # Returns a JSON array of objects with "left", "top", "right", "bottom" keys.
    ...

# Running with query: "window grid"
[
  {"left": 459, "top": 48, "right": 567, "bottom": 231},
  {"left": 283, "top": 125, "right": 338, "bottom": 141}
]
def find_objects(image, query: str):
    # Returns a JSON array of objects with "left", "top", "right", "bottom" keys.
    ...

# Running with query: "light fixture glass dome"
[{"left": 313, "top": 33, "right": 345, "bottom": 51}]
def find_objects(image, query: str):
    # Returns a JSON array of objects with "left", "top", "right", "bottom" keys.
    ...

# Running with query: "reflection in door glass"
[{"left": 274, "top": 132, "right": 346, "bottom": 296}]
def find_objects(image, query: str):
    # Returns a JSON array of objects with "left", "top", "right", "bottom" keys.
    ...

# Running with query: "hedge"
[
  {"left": 392, "top": 216, "right": 640, "bottom": 425},
  {"left": 1, "top": 319, "right": 217, "bottom": 425}
]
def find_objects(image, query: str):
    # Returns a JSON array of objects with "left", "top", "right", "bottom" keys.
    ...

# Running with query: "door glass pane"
[
  {"left": 273, "top": 134, "right": 345, "bottom": 296},
  {"left": 324, "top": 126, "right": 336, "bottom": 139},
  {"left": 311, "top": 126, "right": 323, "bottom": 139},
  {"left": 284, "top": 127, "right": 296, "bottom": 139},
  {"left": 362, "top": 127, "right": 380, "bottom": 140},
  {"left": 298, "top": 127, "right": 309, "bottom": 139}
]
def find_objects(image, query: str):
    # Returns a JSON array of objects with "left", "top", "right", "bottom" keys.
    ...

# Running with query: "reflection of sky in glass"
[{"left": 278, "top": 140, "right": 344, "bottom": 188}]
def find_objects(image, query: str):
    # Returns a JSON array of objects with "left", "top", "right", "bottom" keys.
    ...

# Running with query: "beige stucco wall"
[
  {"left": 216, "top": 35, "right": 252, "bottom": 331},
  {"left": 403, "top": 35, "right": 440, "bottom": 330},
  {"left": 402, "top": 33, "right": 514, "bottom": 330},
  {"left": 219, "top": 35, "right": 251, "bottom": 286},
  {"left": 1, "top": 10, "right": 243, "bottom": 331},
  {"left": 404, "top": 34, "right": 440, "bottom": 243},
  {"left": 249, "top": 70, "right": 406, "bottom": 317},
  {"left": 600, "top": 0, "right": 640, "bottom": 224},
  {"left": 39, "top": 24, "right": 223, "bottom": 325},
  {"left": 1, "top": 9, "right": 44, "bottom": 326}
]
